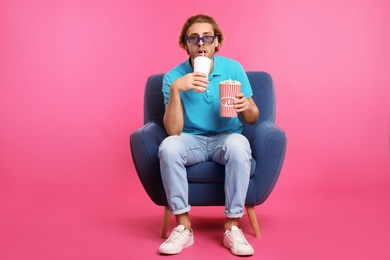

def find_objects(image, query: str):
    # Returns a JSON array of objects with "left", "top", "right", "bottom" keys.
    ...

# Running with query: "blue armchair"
[{"left": 130, "top": 71, "right": 287, "bottom": 238}]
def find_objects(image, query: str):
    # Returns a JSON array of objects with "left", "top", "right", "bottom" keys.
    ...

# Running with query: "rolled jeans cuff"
[
  {"left": 225, "top": 210, "right": 245, "bottom": 218},
  {"left": 171, "top": 205, "right": 191, "bottom": 215}
]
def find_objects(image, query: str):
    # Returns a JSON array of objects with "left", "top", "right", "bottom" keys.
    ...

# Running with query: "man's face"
[{"left": 185, "top": 22, "right": 219, "bottom": 61}]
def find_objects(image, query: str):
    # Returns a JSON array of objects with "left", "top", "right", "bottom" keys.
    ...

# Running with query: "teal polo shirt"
[{"left": 162, "top": 55, "right": 253, "bottom": 135}]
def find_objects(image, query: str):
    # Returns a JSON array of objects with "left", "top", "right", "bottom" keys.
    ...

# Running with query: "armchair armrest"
[
  {"left": 249, "top": 120, "right": 287, "bottom": 204},
  {"left": 130, "top": 122, "right": 168, "bottom": 206}
]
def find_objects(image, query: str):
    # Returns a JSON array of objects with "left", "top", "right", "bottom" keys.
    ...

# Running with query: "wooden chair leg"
[
  {"left": 246, "top": 206, "right": 261, "bottom": 237},
  {"left": 161, "top": 206, "right": 171, "bottom": 238}
]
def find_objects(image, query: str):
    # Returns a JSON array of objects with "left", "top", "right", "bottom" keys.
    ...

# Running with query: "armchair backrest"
[{"left": 143, "top": 72, "right": 276, "bottom": 140}]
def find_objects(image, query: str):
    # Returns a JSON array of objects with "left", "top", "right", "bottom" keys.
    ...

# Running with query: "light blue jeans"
[{"left": 158, "top": 133, "right": 252, "bottom": 218}]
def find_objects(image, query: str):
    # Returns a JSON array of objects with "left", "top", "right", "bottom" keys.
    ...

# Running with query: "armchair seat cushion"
[{"left": 186, "top": 159, "right": 256, "bottom": 183}]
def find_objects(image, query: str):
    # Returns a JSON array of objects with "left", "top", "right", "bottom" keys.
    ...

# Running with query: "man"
[{"left": 158, "top": 14, "right": 259, "bottom": 256}]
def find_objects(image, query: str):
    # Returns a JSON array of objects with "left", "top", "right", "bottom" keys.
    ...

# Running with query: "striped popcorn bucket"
[{"left": 219, "top": 82, "right": 242, "bottom": 117}]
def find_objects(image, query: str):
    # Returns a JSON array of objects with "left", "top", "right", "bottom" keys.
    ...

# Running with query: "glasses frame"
[{"left": 185, "top": 35, "right": 217, "bottom": 45}]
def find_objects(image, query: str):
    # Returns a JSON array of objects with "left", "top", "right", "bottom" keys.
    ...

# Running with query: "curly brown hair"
[{"left": 178, "top": 14, "right": 224, "bottom": 53}]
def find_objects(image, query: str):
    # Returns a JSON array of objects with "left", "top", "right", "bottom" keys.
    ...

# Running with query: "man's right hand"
[{"left": 171, "top": 72, "right": 209, "bottom": 93}]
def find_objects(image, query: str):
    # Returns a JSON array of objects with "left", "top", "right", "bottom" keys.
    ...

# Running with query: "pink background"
[{"left": 1, "top": 0, "right": 389, "bottom": 259}]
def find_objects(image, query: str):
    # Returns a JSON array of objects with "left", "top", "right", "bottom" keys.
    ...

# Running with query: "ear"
[
  {"left": 184, "top": 43, "right": 189, "bottom": 52},
  {"left": 214, "top": 37, "right": 219, "bottom": 47},
  {"left": 183, "top": 42, "right": 190, "bottom": 55},
  {"left": 214, "top": 37, "right": 219, "bottom": 49}
]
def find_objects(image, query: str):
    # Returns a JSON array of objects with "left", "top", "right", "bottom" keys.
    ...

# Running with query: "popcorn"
[{"left": 219, "top": 79, "right": 241, "bottom": 84}]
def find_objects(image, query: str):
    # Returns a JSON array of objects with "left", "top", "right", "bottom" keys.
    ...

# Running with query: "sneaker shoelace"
[
  {"left": 228, "top": 229, "right": 249, "bottom": 245},
  {"left": 164, "top": 227, "right": 187, "bottom": 245}
]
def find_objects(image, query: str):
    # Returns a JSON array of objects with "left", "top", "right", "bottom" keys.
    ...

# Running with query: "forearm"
[
  {"left": 163, "top": 88, "right": 184, "bottom": 135},
  {"left": 241, "top": 104, "right": 259, "bottom": 124}
]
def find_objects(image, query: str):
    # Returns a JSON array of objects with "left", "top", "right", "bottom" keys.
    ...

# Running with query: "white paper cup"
[{"left": 194, "top": 56, "right": 211, "bottom": 77}]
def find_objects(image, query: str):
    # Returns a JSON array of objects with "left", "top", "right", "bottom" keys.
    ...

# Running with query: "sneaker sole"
[
  {"left": 159, "top": 239, "right": 194, "bottom": 255},
  {"left": 223, "top": 240, "right": 254, "bottom": 256}
]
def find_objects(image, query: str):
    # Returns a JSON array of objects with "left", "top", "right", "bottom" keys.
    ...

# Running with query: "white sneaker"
[
  {"left": 223, "top": 226, "right": 254, "bottom": 256},
  {"left": 158, "top": 225, "right": 194, "bottom": 255}
]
